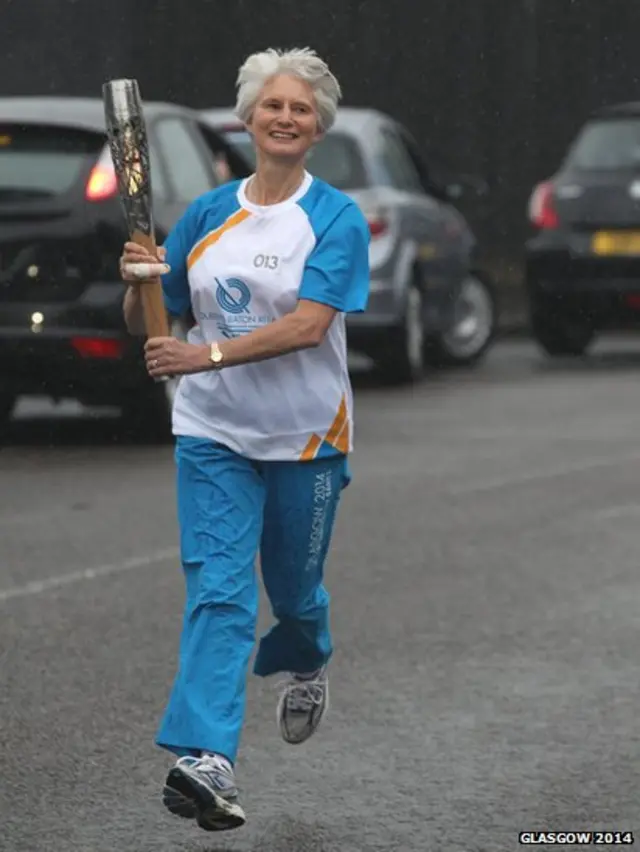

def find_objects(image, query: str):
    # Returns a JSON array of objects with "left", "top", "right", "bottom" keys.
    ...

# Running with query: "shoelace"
[
  {"left": 178, "top": 754, "right": 232, "bottom": 778},
  {"left": 200, "top": 755, "right": 233, "bottom": 775},
  {"left": 175, "top": 755, "right": 198, "bottom": 769},
  {"left": 281, "top": 677, "right": 326, "bottom": 712}
]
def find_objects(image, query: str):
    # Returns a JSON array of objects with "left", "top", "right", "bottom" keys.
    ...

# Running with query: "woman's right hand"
[{"left": 119, "top": 242, "right": 170, "bottom": 283}]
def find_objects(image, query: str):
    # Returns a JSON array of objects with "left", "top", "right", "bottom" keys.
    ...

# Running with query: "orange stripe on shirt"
[
  {"left": 324, "top": 395, "right": 347, "bottom": 448},
  {"left": 300, "top": 397, "right": 349, "bottom": 460},
  {"left": 333, "top": 419, "right": 350, "bottom": 454},
  {"left": 300, "top": 433, "right": 323, "bottom": 461},
  {"left": 187, "top": 208, "right": 251, "bottom": 270}
]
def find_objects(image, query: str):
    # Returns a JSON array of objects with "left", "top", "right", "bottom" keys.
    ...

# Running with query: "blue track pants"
[{"left": 155, "top": 436, "right": 347, "bottom": 764}]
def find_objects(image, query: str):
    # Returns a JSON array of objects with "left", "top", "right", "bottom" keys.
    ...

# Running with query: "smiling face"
[{"left": 246, "top": 74, "right": 323, "bottom": 163}]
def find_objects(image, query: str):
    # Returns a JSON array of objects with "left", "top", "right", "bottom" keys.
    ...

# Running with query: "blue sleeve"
[
  {"left": 298, "top": 202, "right": 370, "bottom": 314},
  {"left": 160, "top": 202, "right": 200, "bottom": 317}
]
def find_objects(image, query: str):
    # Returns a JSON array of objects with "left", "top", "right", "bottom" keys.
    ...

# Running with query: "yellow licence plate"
[{"left": 592, "top": 230, "right": 640, "bottom": 256}]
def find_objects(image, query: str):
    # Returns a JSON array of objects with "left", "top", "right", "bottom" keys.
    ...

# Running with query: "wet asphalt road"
[{"left": 2, "top": 338, "right": 640, "bottom": 852}]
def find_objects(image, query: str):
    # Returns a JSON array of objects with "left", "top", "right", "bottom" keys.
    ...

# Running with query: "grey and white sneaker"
[
  {"left": 277, "top": 665, "right": 329, "bottom": 745},
  {"left": 163, "top": 753, "right": 246, "bottom": 832}
]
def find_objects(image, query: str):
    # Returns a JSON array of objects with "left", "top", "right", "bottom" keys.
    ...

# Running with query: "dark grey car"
[
  {"left": 527, "top": 100, "right": 640, "bottom": 357},
  {"left": 201, "top": 106, "right": 496, "bottom": 382}
]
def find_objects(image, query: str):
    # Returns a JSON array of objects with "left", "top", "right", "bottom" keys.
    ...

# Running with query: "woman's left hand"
[{"left": 144, "top": 337, "right": 208, "bottom": 378}]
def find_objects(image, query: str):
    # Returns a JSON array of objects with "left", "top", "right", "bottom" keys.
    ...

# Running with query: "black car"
[
  {"left": 0, "top": 96, "right": 250, "bottom": 439},
  {"left": 526, "top": 100, "right": 640, "bottom": 357}
]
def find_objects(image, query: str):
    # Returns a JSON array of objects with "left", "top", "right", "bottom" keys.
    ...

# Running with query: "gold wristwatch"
[{"left": 209, "top": 341, "right": 224, "bottom": 369}]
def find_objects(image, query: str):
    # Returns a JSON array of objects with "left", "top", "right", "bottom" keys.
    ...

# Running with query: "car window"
[
  {"left": 221, "top": 132, "right": 256, "bottom": 173},
  {"left": 222, "top": 130, "right": 368, "bottom": 190},
  {"left": 0, "top": 124, "right": 103, "bottom": 197},
  {"left": 154, "top": 117, "right": 216, "bottom": 201},
  {"left": 564, "top": 118, "right": 640, "bottom": 170},
  {"left": 305, "top": 133, "right": 368, "bottom": 189},
  {"left": 148, "top": 144, "right": 171, "bottom": 201},
  {"left": 397, "top": 129, "right": 436, "bottom": 190},
  {"left": 379, "top": 129, "right": 424, "bottom": 193}
]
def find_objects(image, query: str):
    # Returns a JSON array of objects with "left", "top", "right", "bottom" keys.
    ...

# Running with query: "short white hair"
[{"left": 234, "top": 47, "right": 342, "bottom": 133}]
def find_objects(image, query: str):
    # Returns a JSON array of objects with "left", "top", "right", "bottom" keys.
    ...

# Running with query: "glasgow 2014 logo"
[{"left": 215, "top": 277, "right": 251, "bottom": 314}]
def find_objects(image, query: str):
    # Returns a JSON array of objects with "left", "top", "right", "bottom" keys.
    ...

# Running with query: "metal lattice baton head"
[{"left": 102, "top": 79, "right": 154, "bottom": 237}]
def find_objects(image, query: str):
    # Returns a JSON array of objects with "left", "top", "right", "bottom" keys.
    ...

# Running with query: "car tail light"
[
  {"left": 86, "top": 163, "right": 117, "bottom": 201},
  {"left": 528, "top": 181, "right": 559, "bottom": 229},
  {"left": 367, "top": 215, "right": 389, "bottom": 238},
  {"left": 86, "top": 144, "right": 118, "bottom": 201},
  {"left": 71, "top": 336, "right": 124, "bottom": 358}
]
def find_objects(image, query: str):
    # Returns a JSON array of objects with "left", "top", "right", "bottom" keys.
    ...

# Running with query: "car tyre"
[
  {"left": 0, "top": 392, "right": 17, "bottom": 441},
  {"left": 427, "top": 273, "right": 496, "bottom": 367},
  {"left": 121, "top": 378, "right": 177, "bottom": 444},
  {"left": 375, "top": 277, "right": 426, "bottom": 385},
  {"left": 530, "top": 300, "right": 595, "bottom": 357},
  {"left": 120, "top": 318, "right": 186, "bottom": 443}
]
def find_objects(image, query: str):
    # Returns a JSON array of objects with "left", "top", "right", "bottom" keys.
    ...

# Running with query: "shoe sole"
[
  {"left": 277, "top": 681, "right": 330, "bottom": 745},
  {"left": 162, "top": 785, "right": 197, "bottom": 819},
  {"left": 164, "top": 765, "right": 246, "bottom": 832}
]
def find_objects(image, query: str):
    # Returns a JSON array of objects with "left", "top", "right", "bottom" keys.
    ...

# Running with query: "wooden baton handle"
[{"left": 131, "top": 228, "right": 170, "bottom": 339}]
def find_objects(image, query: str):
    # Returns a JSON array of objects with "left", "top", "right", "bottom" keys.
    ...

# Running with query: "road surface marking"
[
  {"left": 0, "top": 547, "right": 180, "bottom": 604},
  {"left": 593, "top": 503, "right": 640, "bottom": 520},
  {"left": 449, "top": 454, "right": 640, "bottom": 496}
]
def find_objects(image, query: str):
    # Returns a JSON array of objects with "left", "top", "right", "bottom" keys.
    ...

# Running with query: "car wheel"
[
  {"left": 375, "top": 278, "right": 426, "bottom": 384},
  {"left": 121, "top": 378, "right": 177, "bottom": 443},
  {"left": 120, "top": 318, "right": 185, "bottom": 443},
  {"left": 531, "top": 307, "right": 595, "bottom": 357},
  {"left": 0, "top": 392, "right": 17, "bottom": 440},
  {"left": 428, "top": 273, "right": 496, "bottom": 367}
]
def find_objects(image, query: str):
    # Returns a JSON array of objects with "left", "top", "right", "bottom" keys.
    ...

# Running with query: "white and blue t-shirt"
[{"left": 161, "top": 170, "right": 370, "bottom": 462}]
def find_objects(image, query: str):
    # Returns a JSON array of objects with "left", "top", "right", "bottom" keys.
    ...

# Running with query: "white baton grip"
[{"left": 124, "top": 262, "right": 170, "bottom": 279}]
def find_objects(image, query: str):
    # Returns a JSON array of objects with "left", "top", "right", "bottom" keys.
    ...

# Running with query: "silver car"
[{"left": 201, "top": 106, "right": 496, "bottom": 382}]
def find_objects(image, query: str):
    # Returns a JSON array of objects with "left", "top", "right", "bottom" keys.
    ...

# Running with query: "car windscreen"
[
  {"left": 0, "top": 124, "right": 104, "bottom": 198},
  {"left": 563, "top": 118, "right": 640, "bottom": 171},
  {"left": 223, "top": 130, "right": 368, "bottom": 190}
]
